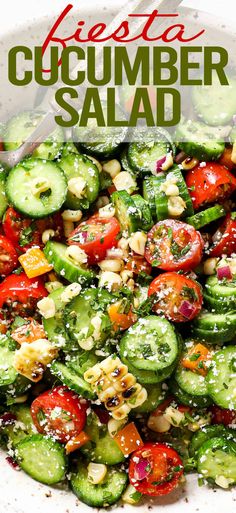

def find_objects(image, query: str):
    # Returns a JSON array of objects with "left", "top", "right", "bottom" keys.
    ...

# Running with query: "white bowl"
[{"left": 0, "top": 4, "right": 236, "bottom": 512}]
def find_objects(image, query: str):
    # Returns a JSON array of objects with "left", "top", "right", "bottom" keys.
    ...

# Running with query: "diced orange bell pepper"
[
  {"left": 114, "top": 422, "right": 143, "bottom": 456},
  {"left": 0, "top": 323, "right": 7, "bottom": 334},
  {"left": 11, "top": 318, "right": 46, "bottom": 345},
  {"left": 65, "top": 431, "right": 90, "bottom": 455},
  {"left": 108, "top": 301, "right": 137, "bottom": 332},
  {"left": 18, "top": 247, "right": 53, "bottom": 278},
  {"left": 182, "top": 343, "right": 211, "bottom": 377}
]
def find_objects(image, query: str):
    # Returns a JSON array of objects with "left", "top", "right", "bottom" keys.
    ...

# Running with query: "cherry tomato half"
[
  {"left": 148, "top": 272, "right": 203, "bottom": 322},
  {"left": 145, "top": 220, "right": 203, "bottom": 272},
  {"left": 129, "top": 442, "right": 183, "bottom": 496},
  {"left": 186, "top": 163, "right": 236, "bottom": 210},
  {"left": 0, "top": 273, "right": 47, "bottom": 314},
  {"left": 31, "top": 386, "right": 87, "bottom": 443},
  {"left": 209, "top": 405, "right": 236, "bottom": 426},
  {"left": 208, "top": 213, "right": 236, "bottom": 257},
  {"left": 3, "top": 207, "right": 63, "bottom": 252},
  {"left": 68, "top": 213, "right": 121, "bottom": 264},
  {"left": 0, "top": 235, "right": 18, "bottom": 277}
]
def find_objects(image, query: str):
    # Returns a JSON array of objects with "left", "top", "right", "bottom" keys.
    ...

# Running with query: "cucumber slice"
[
  {"left": 0, "top": 170, "right": 7, "bottom": 219},
  {"left": 67, "top": 350, "right": 100, "bottom": 376},
  {"left": 169, "top": 379, "right": 212, "bottom": 408},
  {"left": 191, "top": 311, "right": 236, "bottom": 344},
  {"left": 193, "top": 76, "right": 236, "bottom": 126},
  {"left": 174, "top": 341, "right": 209, "bottom": 397},
  {"left": 3, "top": 405, "right": 36, "bottom": 446},
  {"left": 4, "top": 111, "right": 64, "bottom": 160},
  {"left": 112, "top": 190, "right": 140, "bottom": 234},
  {"left": 197, "top": 437, "right": 236, "bottom": 485},
  {"left": 205, "top": 275, "right": 236, "bottom": 300},
  {"left": 132, "top": 194, "right": 153, "bottom": 231},
  {"left": 120, "top": 352, "right": 178, "bottom": 384},
  {"left": 71, "top": 461, "right": 127, "bottom": 508},
  {"left": 50, "top": 361, "right": 95, "bottom": 399},
  {"left": 206, "top": 346, "right": 236, "bottom": 409},
  {"left": 186, "top": 205, "right": 225, "bottom": 230},
  {"left": 132, "top": 383, "right": 166, "bottom": 413},
  {"left": 120, "top": 316, "right": 179, "bottom": 372},
  {"left": 203, "top": 292, "right": 233, "bottom": 313},
  {"left": 143, "top": 176, "right": 163, "bottom": 221},
  {"left": 128, "top": 129, "right": 175, "bottom": 174},
  {"left": 64, "top": 288, "right": 112, "bottom": 349},
  {"left": 176, "top": 121, "right": 225, "bottom": 161},
  {"left": 44, "top": 241, "right": 94, "bottom": 285},
  {"left": 81, "top": 412, "right": 125, "bottom": 465},
  {"left": 58, "top": 153, "right": 99, "bottom": 210},
  {"left": 120, "top": 147, "right": 136, "bottom": 174},
  {"left": 6, "top": 158, "right": 67, "bottom": 218},
  {"left": 15, "top": 434, "right": 67, "bottom": 485},
  {"left": 43, "top": 287, "right": 69, "bottom": 348},
  {"left": 0, "top": 335, "right": 18, "bottom": 387},
  {"left": 155, "top": 167, "right": 194, "bottom": 220},
  {"left": 189, "top": 424, "right": 236, "bottom": 459}
]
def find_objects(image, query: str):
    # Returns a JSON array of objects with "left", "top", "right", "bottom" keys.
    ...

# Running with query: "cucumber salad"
[{"left": 0, "top": 107, "right": 236, "bottom": 509}]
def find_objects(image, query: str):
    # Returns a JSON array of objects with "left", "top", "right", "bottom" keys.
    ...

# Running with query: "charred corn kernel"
[
  {"left": 45, "top": 281, "right": 63, "bottom": 293},
  {"left": 99, "top": 385, "right": 118, "bottom": 403},
  {"left": 18, "top": 248, "right": 53, "bottom": 279},
  {"left": 106, "top": 248, "right": 124, "bottom": 259},
  {"left": 147, "top": 413, "right": 171, "bottom": 433},
  {"left": 99, "top": 271, "right": 123, "bottom": 291},
  {"left": 91, "top": 315, "right": 102, "bottom": 341},
  {"left": 168, "top": 196, "right": 186, "bottom": 217},
  {"left": 96, "top": 196, "right": 110, "bottom": 209},
  {"left": 42, "top": 229, "right": 55, "bottom": 245},
  {"left": 84, "top": 365, "right": 102, "bottom": 384},
  {"left": 113, "top": 172, "right": 137, "bottom": 194},
  {"left": 62, "top": 209, "right": 83, "bottom": 222},
  {"left": 95, "top": 375, "right": 111, "bottom": 392},
  {"left": 133, "top": 297, "right": 140, "bottom": 309},
  {"left": 98, "top": 203, "right": 116, "bottom": 219},
  {"left": 99, "top": 356, "right": 122, "bottom": 375},
  {"left": 68, "top": 177, "right": 86, "bottom": 199},
  {"left": 79, "top": 337, "right": 95, "bottom": 351},
  {"left": 61, "top": 283, "right": 82, "bottom": 303},
  {"left": 163, "top": 406, "right": 185, "bottom": 427},
  {"left": 111, "top": 403, "right": 131, "bottom": 420},
  {"left": 113, "top": 373, "right": 136, "bottom": 393},
  {"left": 118, "top": 237, "right": 130, "bottom": 252},
  {"left": 13, "top": 394, "right": 28, "bottom": 404},
  {"left": 161, "top": 152, "right": 174, "bottom": 171},
  {"left": 164, "top": 183, "right": 179, "bottom": 197},
  {"left": 103, "top": 159, "right": 121, "bottom": 179},
  {"left": 231, "top": 142, "right": 236, "bottom": 165},
  {"left": 203, "top": 257, "right": 219, "bottom": 275},
  {"left": 126, "top": 278, "right": 135, "bottom": 291},
  {"left": 129, "top": 231, "right": 147, "bottom": 256},
  {"left": 105, "top": 395, "right": 124, "bottom": 412},
  {"left": 120, "top": 270, "right": 133, "bottom": 284},
  {"left": 215, "top": 475, "right": 234, "bottom": 489},
  {"left": 87, "top": 155, "right": 102, "bottom": 172},
  {"left": 128, "top": 387, "right": 148, "bottom": 409},
  {"left": 107, "top": 363, "right": 128, "bottom": 383},
  {"left": 31, "top": 177, "right": 50, "bottom": 196},
  {"left": 13, "top": 339, "right": 58, "bottom": 382},
  {"left": 181, "top": 157, "right": 199, "bottom": 170},
  {"left": 122, "top": 484, "right": 142, "bottom": 505},
  {"left": 65, "top": 245, "right": 87, "bottom": 264},
  {"left": 63, "top": 220, "right": 74, "bottom": 238},
  {"left": 37, "top": 297, "right": 55, "bottom": 319},
  {"left": 87, "top": 463, "right": 107, "bottom": 484},
  {"left": 108, "top": 418, "right": 127, "bottom": 438},
  {"left": 98, "top": 258, "right": 123, "bottom": 273}
]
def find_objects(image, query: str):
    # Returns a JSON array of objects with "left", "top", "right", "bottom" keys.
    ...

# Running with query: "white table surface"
[{"left": 0, "top": 0, "right": 235, "bottom": 35}]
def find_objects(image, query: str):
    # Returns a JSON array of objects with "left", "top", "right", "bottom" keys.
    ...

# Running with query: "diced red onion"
[
  {"left": 174, "top": 151, "right": 187, "bottom": 164},
  {"left": 134, "top": 458, "right": 151, "bottom": 481},
  {"left": 6, "top": 456, "right": 20, "bottom": 470},
  {"left": 217, "top": 266, "right": 232, "bottom": 281},
  {"left": 178, "top": 300, "right": 197, "bottom": 319},
  {"left": 0, "top": 413, "right": 17, "bottom": 427},
  {"left": 156, "top": 156, "right": 167, "bottom": 173},
  {"left": 93, "top": 406, "right": 110, "bottom": 424}
]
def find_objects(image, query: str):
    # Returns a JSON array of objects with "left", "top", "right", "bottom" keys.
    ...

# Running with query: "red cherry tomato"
[
  {"left": 208, "top": 214, "right": 236, "bottom": 257},
  {"left": 124, "top": 254, "right": 152, "bottom": 275},
  {"left": 145, "top": 220, "right": 203, "bottom": 272},
  {"left": 209, "top": 405, "right": 236, "bottom": 426},
  {"left": 129, "top": 442, "right": 183, "bottom": 496},
  {"left": 148, "top": 272, "right": 203, "bottom": 322},
  {"left": 186, "top": 163, "right": 236, "bottom": 210},
  {"left": 3, "top": 207, "right": 63, "bottom": 252},
  {"left": 0, "top": 235, "right": 18, "bottom": 277},
  {"left": 68, "top": 213, "right": 121, "bottom": 264},
  {"left": 31, "top": 386, "right": 87, "bottom": 443},
  {"left": 0, "top": 273, "right": 47, "bottom": 314}
]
